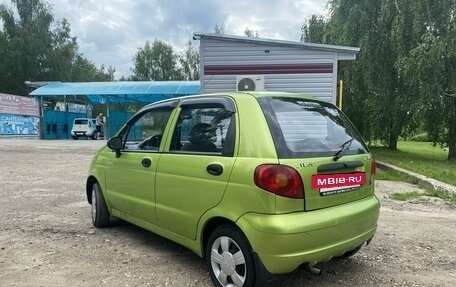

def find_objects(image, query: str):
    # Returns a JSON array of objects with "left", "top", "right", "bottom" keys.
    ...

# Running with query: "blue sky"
[{"left": 1, "top": 0, "right": 327, "bottom": 78}]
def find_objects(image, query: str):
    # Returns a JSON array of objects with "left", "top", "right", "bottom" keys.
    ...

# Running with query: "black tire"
[
  {"left": 206, "top": 225, "right": 255, "bottom": 287},
  {"left": 72, "top": 136, "right": 78, "bottom": 140},
  {"left": 91, "top": 182, "right": 110, "bottom": 227}
]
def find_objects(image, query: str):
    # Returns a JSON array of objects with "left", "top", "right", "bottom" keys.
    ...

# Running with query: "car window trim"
[{"left": 180, "top": 96, "right": 236, "bottom": 113}]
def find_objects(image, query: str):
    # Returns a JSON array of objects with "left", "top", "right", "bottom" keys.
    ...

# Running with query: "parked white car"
[{"left": 71, "top": 118, "right": 97, "bottom": 139}]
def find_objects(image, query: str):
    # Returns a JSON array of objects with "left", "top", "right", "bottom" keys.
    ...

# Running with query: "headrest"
[{"left": 188, "top": 123, "right": 215, "bottom": 144}]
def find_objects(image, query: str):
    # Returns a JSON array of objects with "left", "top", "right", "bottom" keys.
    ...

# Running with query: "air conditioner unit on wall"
[{"left": 236, "top": 75, "right": 265, "bottom": 91}]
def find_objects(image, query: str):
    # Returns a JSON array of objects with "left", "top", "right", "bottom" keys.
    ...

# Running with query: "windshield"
[{"left": 258, "top": 97, "right": 369, "bottom": 159}]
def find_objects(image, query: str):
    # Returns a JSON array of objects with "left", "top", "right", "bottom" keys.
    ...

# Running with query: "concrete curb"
[{"left": 376, "top": 161, "right": 456, "bottom": 196}]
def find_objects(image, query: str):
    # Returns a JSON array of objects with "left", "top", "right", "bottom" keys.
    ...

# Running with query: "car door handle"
[
  {"left": 207, "top": 164, "right": 223, "bottom": 176},
  {"left": 141, "top": 158, "right": 152, "bottom": 168}
]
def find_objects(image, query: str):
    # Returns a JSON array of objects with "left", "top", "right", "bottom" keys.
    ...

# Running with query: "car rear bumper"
[
  {"left": 72, "top": 131, "right": 94, "bottom": 136},
  {"left": 236, "top": 195, "right": 380, "bottom": 274}
]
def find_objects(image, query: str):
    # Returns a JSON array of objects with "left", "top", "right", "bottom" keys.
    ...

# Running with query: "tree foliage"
[
  {"left": 131, "top": 39, "right": 200, "bottom": 82},
  {"left": 131, "top": 40, "right": 180, "bottom": 81},
  {"left": 213, "top": 23, "right": 225, "bottom": 35},
  {"left": 178, "top": 41, "right": 199, "bottom": 81},
  {"left": 398, "top": 1, "right": 456, "bottom": 159},
  {"left": 301, "top": 15, "right": 327, "bottom": 43},
  {"left": 301, "top": 0, "right": 456, "bottom": 160},
  {"left": 0, "top": 0, "right": 114, "bottom": 96},
  {"left": 244, "top": 27, "right": 259, "bottom": 38}
]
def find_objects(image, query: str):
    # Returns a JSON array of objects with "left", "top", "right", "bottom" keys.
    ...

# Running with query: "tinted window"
[
  {"left": 258, "top": 97, "right": 368, "bottom": 159},
  {"left": 170, "top": 106, "right": 235, "bottom": 156},
  {"left": 74, "top": 119, "right": 88, "bottom": 125}
]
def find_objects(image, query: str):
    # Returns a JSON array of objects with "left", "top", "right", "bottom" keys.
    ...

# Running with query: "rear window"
[
  {"left": 74, "top": 119, "right": 88, "bottom": 125},
  {"left": 258, "top": 97, "right": 368, "bottom": 159}
]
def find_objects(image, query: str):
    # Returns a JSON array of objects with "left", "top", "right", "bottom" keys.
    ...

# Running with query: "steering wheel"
[{"left": 139, "top": 134, "right": 162, "bottom": 150}]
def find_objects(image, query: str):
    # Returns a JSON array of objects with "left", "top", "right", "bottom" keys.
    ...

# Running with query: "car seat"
[{"left": 181, "top": 123, "right": 217, "bottom": 152}]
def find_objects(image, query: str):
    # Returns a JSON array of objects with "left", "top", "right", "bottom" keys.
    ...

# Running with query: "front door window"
[{"left": 123, "top": 109, "right": 173, "bottom": 151}]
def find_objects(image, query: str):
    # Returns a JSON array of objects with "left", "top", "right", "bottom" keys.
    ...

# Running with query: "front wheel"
[
  {"left": 206, "top": 225, "right": 255, "bottom": 287},
  {"left": 91, "top": 182, "right": 110, "bottom": 227}
]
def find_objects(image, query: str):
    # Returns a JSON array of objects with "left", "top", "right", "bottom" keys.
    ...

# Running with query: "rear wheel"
[
  {"left": 206, "top": 225, "right": 255, "bottom": 287},
  {"left": 91, "top": 182, "right": 110, "bottom": 227},
  {"left": 72, "top": 136, "right": 78, "bottom": 140}
]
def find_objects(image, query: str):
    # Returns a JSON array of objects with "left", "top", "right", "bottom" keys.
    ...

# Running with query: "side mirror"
[{"left": 107, "top": 136, "right": 122, "bottom": 158}]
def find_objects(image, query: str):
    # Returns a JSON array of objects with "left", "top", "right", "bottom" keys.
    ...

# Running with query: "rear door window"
[
  {"left": 258, "top": 97, "right": 368, "bottom": 159},
  {"left": 170, "top": 102, "right": 236, "bottom": 156}
]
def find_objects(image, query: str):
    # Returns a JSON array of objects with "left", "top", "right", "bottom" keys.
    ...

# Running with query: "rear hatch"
[
  {"left": 257, "top": 96, "right": 375, "bottom": 211},
  {"left": 73, "top": 119, "right": 94, "bottom": 133}
]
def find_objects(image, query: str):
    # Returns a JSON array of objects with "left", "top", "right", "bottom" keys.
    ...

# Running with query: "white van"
[{"left": 71, "top": 118, "right": 97, "bottom": 139}]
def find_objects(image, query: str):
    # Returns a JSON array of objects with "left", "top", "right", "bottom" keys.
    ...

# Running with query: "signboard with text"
[
  {"left": 0, "top": 113, "right": 39, "bottom": 135},
  {"left": 0, "top": 93, "right": 39, "bottom": 116}
]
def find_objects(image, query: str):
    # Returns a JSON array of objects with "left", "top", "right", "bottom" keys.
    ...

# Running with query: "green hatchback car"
[{"left": 86, "top": 92, "right": 380, "bottom": 287}]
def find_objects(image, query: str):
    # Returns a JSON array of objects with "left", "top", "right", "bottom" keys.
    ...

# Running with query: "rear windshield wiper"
[{"left": 333, "top": 138, "right": 354, "bottom": 161}]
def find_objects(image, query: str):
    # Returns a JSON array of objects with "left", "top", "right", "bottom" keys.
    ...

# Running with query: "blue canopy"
[{"left": 29, "top": 81, "right": 201, "bottom": 103}]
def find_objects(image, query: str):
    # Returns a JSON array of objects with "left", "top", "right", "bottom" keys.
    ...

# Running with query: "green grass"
[
  {"left": 390, "top": 189, "right": 456, "bottom": 203},
  {"left": 370, "top": 141, "right": 456, "bottom": 186},
  {"left": 390, "top": 191, "right": 422, "bottom": 201},
  {"left": 423, "top": 189, "right": 456, "bottom": 203},
  {"left": 375, "top": 169, "right": 418, "bottom": 184}
]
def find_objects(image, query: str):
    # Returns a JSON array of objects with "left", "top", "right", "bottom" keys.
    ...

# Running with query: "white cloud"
[{"left": 0, "top": 0, "right": 327, "bottom": 78}]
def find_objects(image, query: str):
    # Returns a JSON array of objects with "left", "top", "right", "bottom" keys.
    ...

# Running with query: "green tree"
[
  {"left": 46, "top": 18, "right": 80, "bottom": 81},
  {"left": 301, "top": 15, "right": 327, "bottom": 43},
  {"left": 0, "top": 0, "right": 54, "bottom": 94},
  {"left": 71, "top": 57, "right": 115, "bottom": 82},
  {"left": 301, "top": 0, "right": 456, "bottom": 160},
  {"left": 0, "top": 0, "right": 115, "bottom": 95},
  {"left": 131, "top": 40, "right": 180, "bottom": 81},
  {"left": 178, "top": 41, "right": 199, "bottom": 81},
  {"left": 398, "top": 1, "right": 456, "bottom": 160},
  {"left": 0, "top": 29, "right": 9, "bottom": 88},
  {"left": 213, "top": 23, "right": 225, "bottom": 35},
  {"left": 244, "top": 27, "right": 259, "bottom": 38},
  {"left": 301, "top": 0, "right": 424, "bottom": 149}
]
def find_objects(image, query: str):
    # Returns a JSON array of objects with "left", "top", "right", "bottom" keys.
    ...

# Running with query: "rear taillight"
[
  {"left": 370, "top": 161, "right": 376, "bottom": 185},
  {"left": 254, "top": 164, "right": 304, "bottom": 198}
]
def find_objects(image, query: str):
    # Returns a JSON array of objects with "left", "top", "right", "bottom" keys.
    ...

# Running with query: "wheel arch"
[
  {"left": 86, "top": 176, "right": 98, "bottom": 204},
  {"left": 202, "top": 218, "right": 277, "bottom": 287},
  {"left": 201, "top": 217, "right": 238, "bottom": 257}
]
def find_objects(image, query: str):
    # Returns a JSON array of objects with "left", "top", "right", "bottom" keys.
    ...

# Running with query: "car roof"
[{"left": 141, "top": 91, "right": 323, "bottom": 110}]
